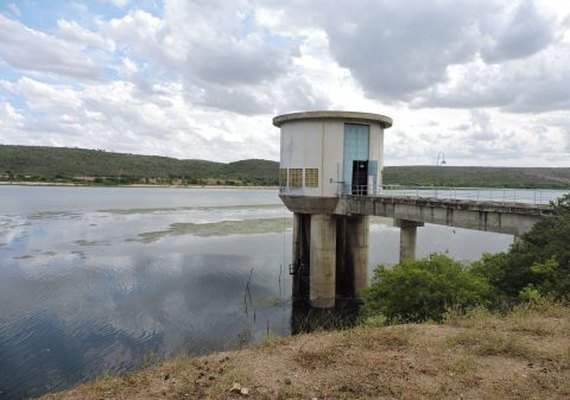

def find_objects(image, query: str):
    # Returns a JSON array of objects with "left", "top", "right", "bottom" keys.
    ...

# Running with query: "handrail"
[
  {"left": 378, "top": 185, "right": 564, "bottom": 205},
  {"left": 280, "top": 184, "right": 567, "bottom": 206}
]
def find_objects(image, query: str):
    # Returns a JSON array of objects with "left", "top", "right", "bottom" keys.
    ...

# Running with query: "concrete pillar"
[
  {"left": 292, "top": 213, "right": 301, "bottom": 298},
  {"left": 395, "top": 219, "right": 424, "bottom": 262},
  {"left": 310, "top": 214, "right": 337, "bottom": 308},
  {"left": 346, "top": 216, "right": 369, "bottom": 300},
  {"left": 292, "top": 213, "right": 311, "bottom": 301}
]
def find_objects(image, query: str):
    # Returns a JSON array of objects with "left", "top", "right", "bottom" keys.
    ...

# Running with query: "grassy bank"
[{"left": 43, "top": 301, "right": 569, "bottom": 399}]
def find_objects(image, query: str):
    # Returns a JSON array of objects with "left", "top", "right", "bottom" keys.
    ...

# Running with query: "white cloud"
[
  {"left": 0, "top": 15, "right": 101, "bottom": 80},
  {"left": 98, "top": 1, "right": 319, "bottom": 115},
  {"left": 1, "top": 77, "right": 83, "bottom": 112},
  {"left": 467, "top": 110, "right": 497, "bottom": 141},
  {"left": 57, "top": 19, "right": 116, "bottom": 52},
  {"left": 100, "top": 0, "right": 130, "bottom": 8},
  {"left": 480, "top": 0, "right": 556, "bottom": 63},
  {"left": 102, "top": 9, "right": 172, "bottom": 65},
  {"left": 262, "top": 0, "right": 566, "bottom": 113},
  {"left": 118, "top": 57, "right": 138, "bottom": 77},
  {"left": 0, "top": 101, "right": 24, "bottom": 126},
  {"left": 413, "top": 42, "right": 570, "bottom": 113}
]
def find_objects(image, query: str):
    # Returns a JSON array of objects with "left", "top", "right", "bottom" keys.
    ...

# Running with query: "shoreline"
[
  {"left": 0, "top": 181, "right": 279, "bottom": 190},
  {"left": 2, "top": 181, "right": 569, "bottom": 191}
]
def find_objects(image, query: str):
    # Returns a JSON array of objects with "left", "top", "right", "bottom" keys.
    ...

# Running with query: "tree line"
[{"left": 0, "top": 145, "right": 279, "bottom": 186}]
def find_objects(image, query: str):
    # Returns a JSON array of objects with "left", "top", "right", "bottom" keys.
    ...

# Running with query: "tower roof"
[{"left": 273, "top": 110, "right": 392, "bottom": 129}]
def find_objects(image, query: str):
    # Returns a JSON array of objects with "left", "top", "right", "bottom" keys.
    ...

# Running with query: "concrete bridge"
[{"left": 281, "top": 192, "right": 554, "bottom": 262}]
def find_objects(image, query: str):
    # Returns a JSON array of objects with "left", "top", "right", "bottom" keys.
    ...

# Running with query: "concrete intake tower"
[{"left": 273, "top": 111, "right": 393, "bottom": 308}]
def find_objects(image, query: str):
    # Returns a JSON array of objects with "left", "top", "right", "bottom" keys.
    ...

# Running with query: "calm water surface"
[{"left": 1, "top": 186, "right": 550, "bottom": 398}]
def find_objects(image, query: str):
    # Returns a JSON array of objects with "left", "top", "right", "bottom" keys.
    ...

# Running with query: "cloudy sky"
[{"left": 0, "top": 0, "right": 569, "bottom": 166}]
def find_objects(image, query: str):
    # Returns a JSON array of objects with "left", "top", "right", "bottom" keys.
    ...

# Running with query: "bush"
[
  {"left": 472, "top": 194, "right": 570, "bottom": 303},
  {"left": 362, "top": 254, "right": 492, "bottom": 323}
]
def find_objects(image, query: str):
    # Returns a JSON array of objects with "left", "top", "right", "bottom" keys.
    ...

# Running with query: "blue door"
[{"left": 343, "top": 124, "right": 370, "bottom": 194}]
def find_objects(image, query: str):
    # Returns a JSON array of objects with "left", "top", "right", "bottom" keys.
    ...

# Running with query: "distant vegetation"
[
  {"left": 0, "top": 145, "right": 278, "bottom": 186},
  {"left": 383, "top": 166, "right": 570, "bottom": 189},
  {"left": 1, "top": 144, "right": 569, "bottom": 188}
]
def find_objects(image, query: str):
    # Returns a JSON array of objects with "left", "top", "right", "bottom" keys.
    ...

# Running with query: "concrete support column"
[
  {"left": 395, "top": 219, "right": 424, "bottom": 262},
  {"left": 347, "top": 216, "right": 369, "bottom": 300},
  {"left": 292, "top": 213, "right": 301, "bottom": 298},
  {"left": 310, "top": 214, "right": 337, "bottom": 308}
]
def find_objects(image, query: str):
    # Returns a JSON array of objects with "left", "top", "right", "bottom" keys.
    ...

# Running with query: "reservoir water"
[{"left": 0, "top": 186, "right": 565, "bottom": 398}]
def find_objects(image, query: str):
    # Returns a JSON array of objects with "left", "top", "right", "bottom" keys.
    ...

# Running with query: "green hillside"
[
  {"left": 0, "top": 145, "right": 278, "bottom": 185},
  {"left": 1, "top": 144, "right": 569, "bottom": 188},
  {"left": 383, "top": 166, "right": 570, "bottom": 189}
]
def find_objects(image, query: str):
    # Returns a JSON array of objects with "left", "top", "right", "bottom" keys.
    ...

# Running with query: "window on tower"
[
  {"left": 289, "top": 168, "right": 303, "bottom": 187},
  {"left": 304, "top": 168, "right": 319, "bottom": 187}
]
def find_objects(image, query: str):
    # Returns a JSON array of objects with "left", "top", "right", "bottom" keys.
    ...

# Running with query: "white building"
[{"left": 273, "top": 111, "right": 393, "bottom": 197}]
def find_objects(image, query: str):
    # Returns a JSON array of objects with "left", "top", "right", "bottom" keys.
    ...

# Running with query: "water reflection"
[{"left": 0, "top": 248, "right": 292, "bottom": 398}]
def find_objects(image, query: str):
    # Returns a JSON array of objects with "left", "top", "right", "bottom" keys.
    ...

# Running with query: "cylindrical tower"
[
  {"left": 274, "top": 111, "right": 392, "bottom": 197},
  {"left": 273, "top": 111, "right": 392, "bottom": 308}
]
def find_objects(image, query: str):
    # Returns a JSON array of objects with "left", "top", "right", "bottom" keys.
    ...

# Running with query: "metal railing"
[
  {"left": 336, "top": 182, "right": 377, "bottom": 197},
  {"left": 345, "top": 185, "right": 567, "bottom": 205},
  {"left": 280, "top": 183, "right": 567, "bottom": 206}
]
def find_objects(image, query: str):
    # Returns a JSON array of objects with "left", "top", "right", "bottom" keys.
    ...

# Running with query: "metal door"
[{"left": 352, "top": 160, "right": 368, "bottom": 195}]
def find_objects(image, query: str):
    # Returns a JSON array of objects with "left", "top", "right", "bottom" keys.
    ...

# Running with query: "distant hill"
[
  {"left": 1, "top": 144, "right": 569, "bottom": 188},
  {"left": 0, "top": 145, "right": 278, "bottom": 186},
  {"left": 383, "top": 166, "right": 570, "bottom": 189}
]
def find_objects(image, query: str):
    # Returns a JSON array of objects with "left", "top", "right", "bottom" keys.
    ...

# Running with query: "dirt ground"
[{"left": 43, "top": 302, "right": 570, "bottom": 400}]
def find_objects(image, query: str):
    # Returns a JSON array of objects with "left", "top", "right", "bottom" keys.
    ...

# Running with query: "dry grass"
[{"left": 43, "top": 302, "right": 570, "bottom": 400}]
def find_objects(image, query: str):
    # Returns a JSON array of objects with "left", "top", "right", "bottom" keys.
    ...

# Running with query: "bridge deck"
[{"left": 280, "top": 194, "right": 554, "bottom": 236}]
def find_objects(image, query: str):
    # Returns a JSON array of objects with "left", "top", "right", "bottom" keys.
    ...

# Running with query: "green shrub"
[
  {"left": 362, "top": 254, "right": 492, "bottom": 323},
  {"left": 472, "top": 194, "right": 570, "bottom": 303}
]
